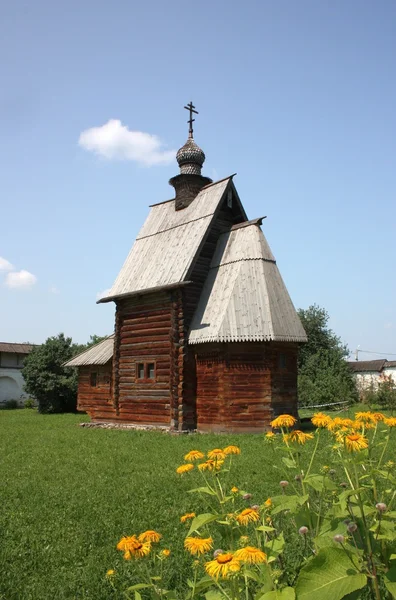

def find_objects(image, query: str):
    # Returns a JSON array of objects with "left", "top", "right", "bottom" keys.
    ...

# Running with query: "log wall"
[
  {"left": 77, "top": 364, "right": 115, "bottom": 419},
  {"left": 195, "top": 342, "right": 298, "bottom": 433}
]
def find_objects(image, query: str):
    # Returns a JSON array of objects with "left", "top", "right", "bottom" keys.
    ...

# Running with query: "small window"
[
  {"left": 279, "top": 354, "right": 287, "bottom": 369},
  {"left": 137, "top": 363, "right": 145, "bottom": 380},
  {"left": 147, "top": 363, "right": 155, "bottom": 380},
  {"left": 227, "top": 189, "right": 233, "bottom": 208},
  {"left": 90, "top": 372, "right": 97, "bottom": 387}
]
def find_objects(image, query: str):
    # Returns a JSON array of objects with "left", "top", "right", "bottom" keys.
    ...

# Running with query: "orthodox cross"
[{"left": 184, "top": 101, "right": 198, "bottom": 138}]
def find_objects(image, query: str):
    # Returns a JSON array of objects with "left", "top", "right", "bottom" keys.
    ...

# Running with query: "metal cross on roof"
[{"left": 184, "top": 101, "right": 198, "bottom": 138}]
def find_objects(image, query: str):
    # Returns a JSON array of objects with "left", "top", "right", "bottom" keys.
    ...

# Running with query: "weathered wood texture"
[
  {"left": 195, "top": 342, "right": 298, "bottom": 433},
  {"left": 77, "top": 364, "right": 114, "bottom": 419}
]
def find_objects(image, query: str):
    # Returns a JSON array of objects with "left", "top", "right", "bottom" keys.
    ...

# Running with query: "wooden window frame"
[
  {"left": 278, "top": 353, "right": 287, "bottom": 370},
  {"left": 90, "top": 372, "right": 98, "bottom": 387},
  {"left": 135, "top": 360, "right": 156, "bottom": 383}
]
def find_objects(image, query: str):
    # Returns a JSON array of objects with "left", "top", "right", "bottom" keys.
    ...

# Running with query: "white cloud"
[
  {"left": 96, "top": 288, "right": 111, "bottom": 301},
  {"left": 49, "top": 285, "right": 60, "bottom": 294},
  {"left": 78, "top": 119, "right": 175, "bottom": 166},
  {"left": 5, "top": 270, "right": 37, "bottom": 290},
  {"left": 0, "top": 257, "right": 14, "bottom": 271}
]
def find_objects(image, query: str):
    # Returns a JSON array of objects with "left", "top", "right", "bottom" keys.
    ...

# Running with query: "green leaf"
[
  {"left": 282, "top": 457, "right": 297, "bottom": 469},
  {"left": 295, "top": 547, "right": 366, "bottom": 600},
  {"left": 188, "top": 486, "right": 217, "bottom": 496},
  {"left": 134, "top": 593, "right": 142, "bottom": 600},
  {"left": 304, "top": 475, "right": 337, "bottom": 493},
  {"left": 265, "top": 532, "right": 285, "bottom": 562},
  {"left": 256, "top": 525, "right": 276, "bottom": 532},
  {"left": 127, "top": 583, "right": 152, "bottom": 591},
  {"left": 271, "top": 494, "right": 308, "bottom": 515},
  {"left": 187, "top": 513, "right": 220, "bottom": 536},
  {"left": 205, "top": 591, "right": 224, "bottom": 600},
  {"left": 385, "top": 565, "right": 396, "bottom": 598},
  {"left": 369, "top": 519, "right": 396, "bottom": 541},
  {"left": 256, "top": 587, "right": 295, "bottom": 600},
  {"left": 193, "top": 576, "right": 215, "bottom": 594}
]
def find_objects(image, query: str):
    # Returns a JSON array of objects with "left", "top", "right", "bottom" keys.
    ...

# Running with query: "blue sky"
[{"left": 1, "top": 0, "right": 395, "bottom": 360}]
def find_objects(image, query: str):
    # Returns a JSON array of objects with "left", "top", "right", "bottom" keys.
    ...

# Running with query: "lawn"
[{"left": 0, "top": 408, "right": 392, "bottom": 599}]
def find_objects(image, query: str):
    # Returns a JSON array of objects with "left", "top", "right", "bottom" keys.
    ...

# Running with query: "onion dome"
[{"left": 176, "top": 136, "right": 206, "bottom": 175}]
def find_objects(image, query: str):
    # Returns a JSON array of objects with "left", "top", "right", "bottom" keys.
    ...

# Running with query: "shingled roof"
[
  {"left": 64, "top": 335, "right": 114, "bottom": 367},
  {"left": 188, "top": 220, "right": 308, "bottom": 344},
  {"left": 98, "top": 177, "right": 246, "bottom": 303},
  {"left": 0, "top": 342, "right": 36, "bottom": 354},
  {"left": 348, "top": 359, "right": 386, "bottom": 373}
]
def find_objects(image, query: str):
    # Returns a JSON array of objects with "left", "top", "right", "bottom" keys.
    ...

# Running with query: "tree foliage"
[
  {"left": 22, "top": 333, "right": 105, "bottom": 414},
  {"left": 297, "top": 305, "right": 357, "bottom": 407}
]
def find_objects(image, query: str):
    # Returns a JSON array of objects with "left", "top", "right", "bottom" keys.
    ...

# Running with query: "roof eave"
[{"left": 97, "top": 280, "right": 193, "bottom": 304}]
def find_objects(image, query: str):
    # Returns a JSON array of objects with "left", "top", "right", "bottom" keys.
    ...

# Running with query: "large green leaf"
[
  {"left": 304, "top": 475, "right": 337, "bottom": 492},
  {"left": 205, "top": 591, "right": 224, "bottom": 600},
  {"left": 256, "top": 587, "right": 295, "bottom": 599},
  {"left": 295, "top": 547, "right": 366, "bottom": 600},
  {"left": 385, "top": 565, "right": 396, "bottom": 598},
  {"left": 271, "top": 495, "right": 308, "bottom": 515},
  {"left": 187, "top": 513, "right": 220, "bottom": 536}
]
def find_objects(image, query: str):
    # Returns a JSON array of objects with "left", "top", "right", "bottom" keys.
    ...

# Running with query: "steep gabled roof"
[
  {"left": 99, "top": 177, "right": 244, "bottom": 303},
  {"left": 188, "top": 221, "right": 307, "bottom": 344},
  {"left": 64, "top": 335, "right": 114, "bottom": 367}
]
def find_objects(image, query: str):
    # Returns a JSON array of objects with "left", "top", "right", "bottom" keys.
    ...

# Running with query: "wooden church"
[{"left": 66, "top": 104, "right": 307, "bottom": 432}]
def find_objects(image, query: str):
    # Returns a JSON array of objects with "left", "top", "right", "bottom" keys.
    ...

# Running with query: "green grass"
[{"left": 0, "top": 408, "right": 393, "bottom": 599}]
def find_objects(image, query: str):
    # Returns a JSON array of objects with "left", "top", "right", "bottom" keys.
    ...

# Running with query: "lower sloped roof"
[
  {"left": 188, "top": 222, "right": 307, "bottom": 344},
  {"left": 64, "top": 335, "right": 114, "bottom": 367}
]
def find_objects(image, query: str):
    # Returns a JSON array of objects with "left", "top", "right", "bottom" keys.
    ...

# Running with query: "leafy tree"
[
  {"left": 22, "top": 333, "right": 81, "bottom": 413},
  {"left": 297, "top": 305, "right": 357, "bottom": 407},
  {"left": 86, "top": 334, "right": 108, "bottom": 347},
  {"left": 297, "top": 304, "right": 348, "bottom": 369}
]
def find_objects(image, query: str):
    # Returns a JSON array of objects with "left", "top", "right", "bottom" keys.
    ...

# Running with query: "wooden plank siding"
[
  {"left": 77, "top": 364, "right": 114, "bottom": 419},
  {"left": 195, "top": 342, "right": 298, "bottom": 433}
]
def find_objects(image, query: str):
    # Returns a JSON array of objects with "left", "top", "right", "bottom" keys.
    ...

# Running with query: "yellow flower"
[
  {"left": 138, "top": 530, "right": 162, "bottom": 543},
  {"left": 184, "top": 450, "right": 205, "bottom": 461},
  {"left": 311, "top": 412, "right": 332, "bottom": 428},
  {"left": 184, "top": 536, "right": 213, "bottom": 556},
  {"left": 176, "top": 463, "right": 194, "bottom": 474},
  {"left": 160, "top": 549, "right": 171, "bottom": 558},
  {"left": 231, "top": 486, "right": 239, "bottom": 493},
  {"left": 198, "top": 459, "right": 223, "bottom": 472},
  {"left": 386, "top": 460, "right": 395, "bottom": 468},
  {"left": 264, "top": 498, "right": 272, "bottom": 507},
  {"left": 270, "top": 414, "right": 297, "bottom": 429},
  {"left": 205, "top": 552, "right": 241, "bottom": 579},
  {"left": 234, "top": 546, "right": 267, "bottom": 564},
  {"left": 236, "top": 508, "right": 260, "bottom": 526},
  {"left": 285, "top": 430, "right": 314, "bottom": 445},
  {"left": 372, "top": 412, "right": 385, "bottom": 422},
  {"left": 355, "top": 411, "right": 376, "bottom": 423},
  {"left": 344, "top": 433, "right": 369, "bottom": 452},
  {"left": 124, "top": 542, "right": 151, "bottom": 560},
  {"left": 180, "top": 512, "right": 196, "bottom": 523},
  {"left": 265, "top": 431, "right": 276, "bottom": 438},
  {"left": 223, "top": 445, "right": 241, "bottom": 455},
  {"left": 353, "top": 419, "right": 375, "bottom": 430},
  {"left": 106, "top": 569, "right": 115, "bottom": 578},
  {"left": 327, "top": 417, "right": 346, "bottom": 431},
  {"left": 385, "top": 417, "right": 396, "bottom": 427},
  {"left": 321, "top": 465, "right": 329, "bottom": 473},
  {"left": 117, "top": 535, "right": 141, "bottom": 552},
  {"left": 207, "top": 448, "right": 226, "bottom": 460}
]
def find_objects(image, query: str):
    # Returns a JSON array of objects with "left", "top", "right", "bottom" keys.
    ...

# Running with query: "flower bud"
[
  {"left": 333, "top": 534, "right": 345, "bottom": 543},
  {"left": 339, "top": 482, "right": 348, "bottom": 488},
  {"left": 213, "top": 549, "right": 224, "bottom": 558},
  {"left": 242, "top": 493, "right": 252, "bottom": 500},
  {"left": 376, "top": 502, "right": 387, "bottom": 513},
  {"left": 279, "top": 480, "right": 289, "bottom": 488},
  {"left": 295, "top": 474, "right": 302, "bottom": 481},
  {"left": 347, "top": 522, "right": 358, "bottom": 533},
  {"left": 299, "top": 526, "right": 309, "bottom": 535},
  {"left": 329, "top": 469, "right": 336, "bottom": 475},
  {"left": 251, "top": 504, "right": 260, "bottom": 511}
]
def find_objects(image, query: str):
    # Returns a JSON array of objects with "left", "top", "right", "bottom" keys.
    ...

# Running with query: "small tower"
[{"left": 169, "top": 102, "right": 212, "bottom": 210}]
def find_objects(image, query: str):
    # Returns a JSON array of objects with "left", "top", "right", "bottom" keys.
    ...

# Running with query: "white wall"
[
  {"left": 0, "top": 368, "right": 28, "bottom": 405},
  {"left": 383, "top": 366, "right": 396, "bottom": 384}
]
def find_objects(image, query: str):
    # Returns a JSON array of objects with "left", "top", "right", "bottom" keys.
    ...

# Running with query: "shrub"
[
  {"left": 1, "top": 399, "right": 19, "bottom": 410},
  {"left": 24, "top": 398, "right": 36, "bottom": 409}
]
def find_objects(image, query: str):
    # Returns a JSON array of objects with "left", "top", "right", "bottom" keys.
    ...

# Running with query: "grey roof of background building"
[
  {"left": 188, "top": 221, "right": 308, "bottom": 344},
  {"left": 348, "top": 359, "right": 386, "bottom": 373},
  {"left": 64, "top": 335, "right": 114, "bottom": 367},
  {"left": 0, "top": 342, "right": 36, "bottom": 354},
  {"left": 98, "top": 177, "right": 243, "bottom": 303},
  {"left": 348, "top": 359, "right": 396, "bottom": 373}
]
